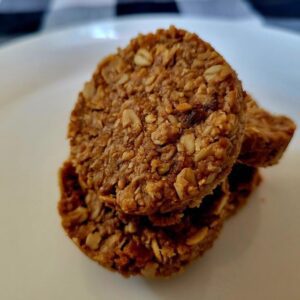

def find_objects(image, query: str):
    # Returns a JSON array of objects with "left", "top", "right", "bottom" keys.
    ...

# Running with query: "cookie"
[
  {"left": 147, "top": 162, "right": 262, "bottom": 227},
  {"left": 138, "top": 93, "right": 294, "bottom": 226},
  {"left": 58, "top": 162, "right": 259, "bottom": 277},
  {"left": 238, "top": 94, "right": 296, "bottom": 167},
  {"left": 134, "top": 93, "right": 294, "bottom": 226},
  {"left": 226, "top": 163, "right": 262, "bottom": 217},
  {"left": 68, "top": 26, "right": 245, "bottom": 215}
]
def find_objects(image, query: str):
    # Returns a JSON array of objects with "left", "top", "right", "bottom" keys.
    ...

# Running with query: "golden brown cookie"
[
  {"left": 68, "top": 26, "right": 245, "bottom": 215},
  {"left": 238, "top": 94, "right": 296, "bottom": 167},
  {"left": 58, "top": 162, "right": 259, "bottom": 277},
  {"left": 146, "top": 161, "right": 262, "bottom": 227},
  {"left": 135, "top": 93, "right": 294, "bottom": 226}
]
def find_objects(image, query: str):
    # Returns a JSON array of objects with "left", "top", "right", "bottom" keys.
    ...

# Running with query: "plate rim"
[{"left": 1, "top": 14, "right": 300, "bottom": 54}]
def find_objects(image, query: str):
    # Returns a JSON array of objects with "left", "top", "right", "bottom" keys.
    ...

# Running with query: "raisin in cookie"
[{"left": 68, "top": 26, "right": 245, "bottom": 215}]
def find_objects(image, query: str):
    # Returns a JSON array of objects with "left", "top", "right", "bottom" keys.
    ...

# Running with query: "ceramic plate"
[{"left": 0, "top": 16, "right": 299, "bottom": 300}]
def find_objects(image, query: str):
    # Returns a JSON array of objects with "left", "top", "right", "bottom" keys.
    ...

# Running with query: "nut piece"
[
  {"left": 117, "top": 74, "right": 129, "bottom": 85},
  {"left": 174, "top": 168, "right": 199, "bottom": 200},
  {"left": 160, "top": 145, "right": 176, "bottom": 161},
  {"left": 134, "top": 48, "right": 153, "bottom": 66},
  {"left": 167, "top": 115, "right": 177, "bottom": 125},
  {"left": 141, "top": 263, "right": 158, "bottom": 278},
  {"left": 186, "top": 227, "right": 209, "bottom": 245},
  {"left": 62, "top": 207, "right": 88, "bottom": 227},
  {"left": 99, "top": 194, "right": 115, "bottom": 205},
  {"left": 194, "top": 144, "right": 213, "bottom": 162},
  {"left": 124, "top": 222, "right": 136, "bottom": 233},
  {"left": 87, "top": 86, "right": 106, "bottom": 110},
  {"left": 122, "top": 150, "right": 135, "bottom": 161},
  {"left": 100, "top": 57, "right": 123, "bottom": 84},
  {"left": 117, "top": 178, "right": 126, "bottom": 189},
  {"left": 151, "top": 122, "right": 179, "bottom": 145},
  {"left": 101, "top": 233, "right": 121, "bottom": 252},
  {"left": 145, "top": 181, "right": 164, "bottom": 199},
  {"left": 122, "top": 109, "right": 142, "bottom": 132},
  {"left": 180, "top": 133, "right": 195, "bottom": 155},
  {"left": 158, "top": 163, "right": 170, "bottom": 175},
  {"left": 176, "top": 102, "right": 192, "bottom": 112},
  {"left": 86, "top": 192, "right": 103, "bottom": 220},
  {"left": 204, "top": 64, "right": 222, "bottom": 81},
  {"left": 206, "top": 173, "right": 216, "bottom": 185},
  {"left": 86, "top": 232, "right": 101, "bottom": 250},
  {"left": 145, "top": 114, "right": 156, "bottom": 124},
  {"left": 82, "top": 81, "right": 95, "bottom": 100},
  {"left": 214, "top": 194, "right": 229, "bottom": 215},
  {"left": 151, "top": 239, "right": 162, "bottom": 261}
]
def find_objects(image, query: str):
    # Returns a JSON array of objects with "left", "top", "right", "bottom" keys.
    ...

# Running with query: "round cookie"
[
  {"left": 69, "top": 26, "right": 245, "bottom": 215},
  {"left": 147, "top": 162, "right": 262, "bottom": 227},
  {"left": 238, "top": 94, "right": 296, "bottom": 167},
  {"left": 58, "top": 161, "right": 259, "bottom": 277},
  {"left": 59, "top": 161, "right": 225, "bottom": 277},
  {"left": 147, "top": 93, "right": 293, "bottom": 227}
]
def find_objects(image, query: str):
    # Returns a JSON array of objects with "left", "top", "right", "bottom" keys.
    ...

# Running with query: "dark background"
[{"left": 0, "top": 0, "right": 300, "bottom": 42}]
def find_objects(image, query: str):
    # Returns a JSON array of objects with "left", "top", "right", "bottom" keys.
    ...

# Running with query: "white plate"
[{"left": 0, "top": 16, "right": 299, "bottom": 300}]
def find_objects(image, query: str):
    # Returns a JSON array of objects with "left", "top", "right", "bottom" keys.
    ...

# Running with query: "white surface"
[{"left": 0, "top": 16, "right": 299, "bottom": 300}]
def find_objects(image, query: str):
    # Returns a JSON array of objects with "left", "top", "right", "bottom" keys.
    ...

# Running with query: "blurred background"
[{"left": 1, "top": 0, "right": 300, "bottom": 44}]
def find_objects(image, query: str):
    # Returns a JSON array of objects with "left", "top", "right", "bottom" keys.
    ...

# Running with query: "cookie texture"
[
  {"left": 238, "top": 94, "right": 296, "bottom": 167},
  {"left": 58, "top": 26, "right": 296, "bottom": 278},
  {"left": 58, "top": 162, "right": 260, "bottom": 277},
  {"left": 69, "top": 26, "right": 245, "bottom": 215},
  {"left": 226, "top": 163, "right": 262, "bottom": 217},
  {"left": 144, "top": 92, "right": 295, "bottom": 226}
]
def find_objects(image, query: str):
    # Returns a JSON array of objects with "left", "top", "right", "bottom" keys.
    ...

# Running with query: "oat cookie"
[
  {"left": 69, "top": 26, "right": 245, "bottom": 215},
  {"left": 134, "top": 93, "right": 294, "bottom": 226},
  {"left": 149, "top": 162, "right": 262, "bottom": 227},
  {"left": 58, "top": 162, "right": 259, "bottom": 277},
  {"left": 140, "top": 93, "right": 294, "bottom": 226},
  {"left": 237, "top": 94, "right": 296, "bottom": 167}
]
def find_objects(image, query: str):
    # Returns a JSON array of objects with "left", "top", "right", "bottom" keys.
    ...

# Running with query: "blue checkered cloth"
[{"left": 0, "top": 0, "right": 299, "bottom": 44}]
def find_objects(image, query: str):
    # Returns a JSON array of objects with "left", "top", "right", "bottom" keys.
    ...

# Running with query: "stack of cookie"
[{"left": 58, "top": 27, "right": 295, "bottom": 277}]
